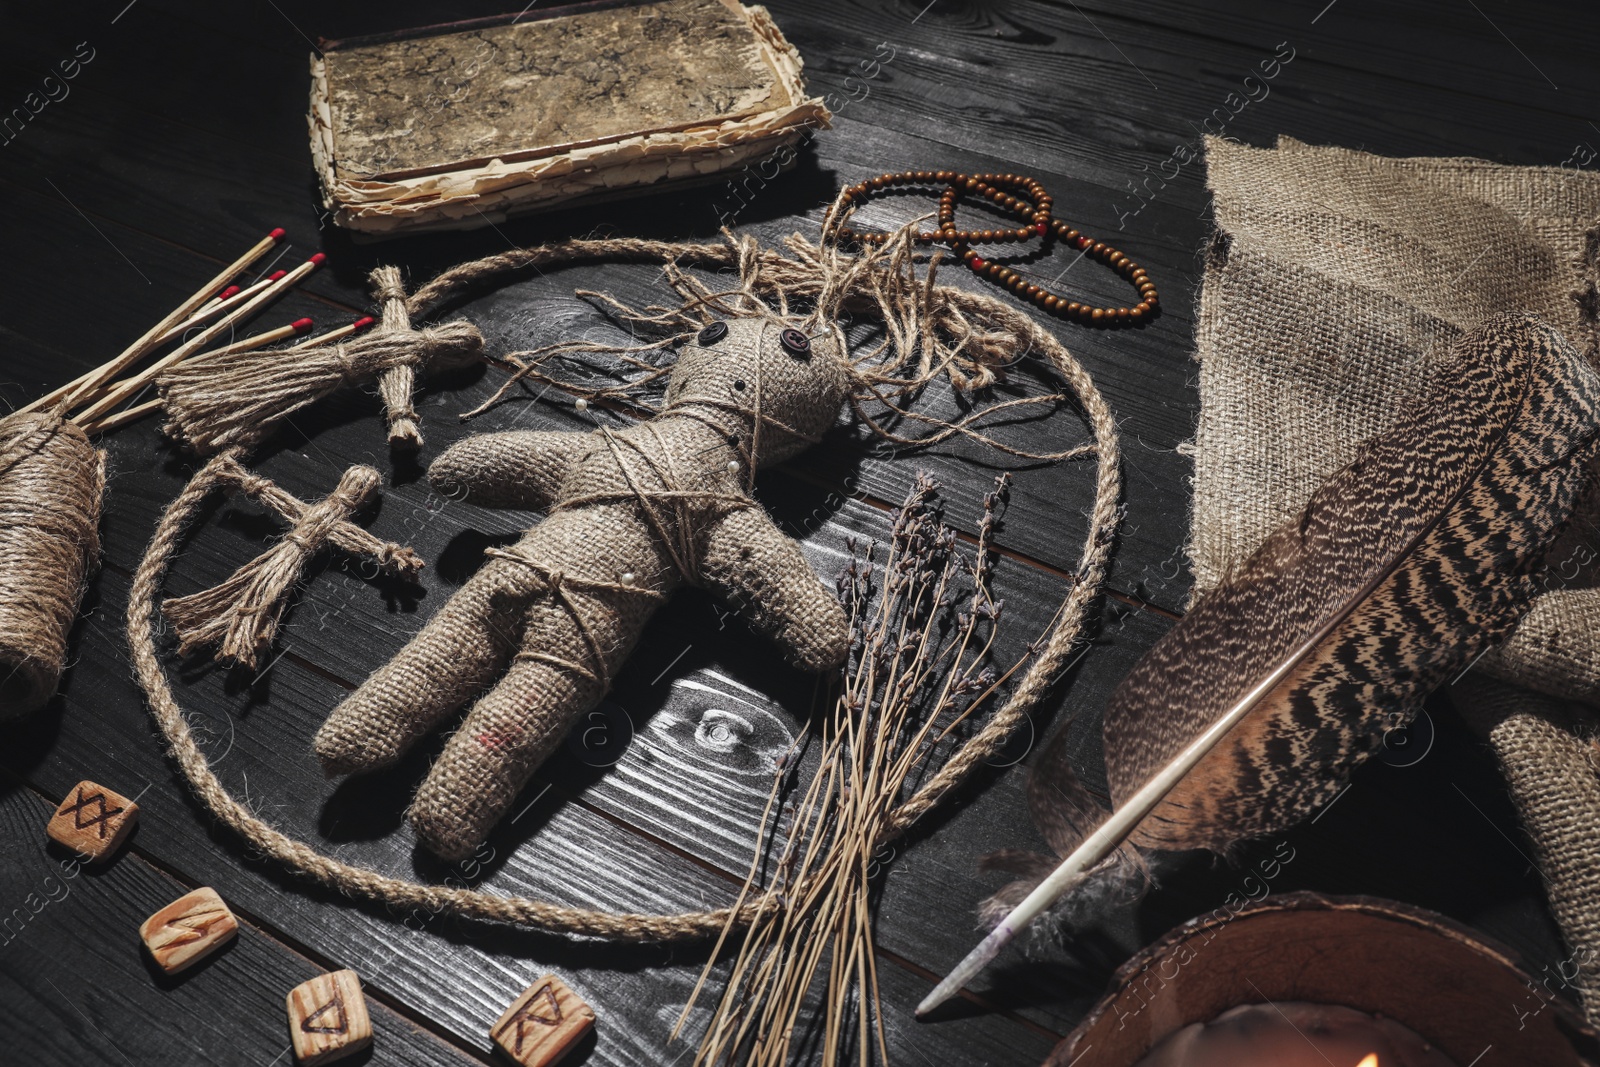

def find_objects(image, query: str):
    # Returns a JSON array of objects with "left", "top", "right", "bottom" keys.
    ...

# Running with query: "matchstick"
[
  {"left": 18, "top": 227, "right": 286, "bottom": 417},
  {"left": 155, "top": 270, "right": 286, "bottom": 344},
  {"left": 73, "top": 253, "right": 324, "bottom": 426},
  {"left": 35, "top": 271, "right": 290, "bottom": 415},
  {"left": 203, "top": 317, "right": 315, "bottom": 360},
  {"left": 82, "top": 318, "right": 312, "bottom": 428},
  {"left": 81, "top": 315, "right": 375, "bottom": 437}
]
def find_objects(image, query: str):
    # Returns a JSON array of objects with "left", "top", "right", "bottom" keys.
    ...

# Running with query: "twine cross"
[
  {"left": 371, "top": 265, "right": 425, "bottom": 450},
  {"left": 162, "top": 456, "right": 424, "bottom": 669}
]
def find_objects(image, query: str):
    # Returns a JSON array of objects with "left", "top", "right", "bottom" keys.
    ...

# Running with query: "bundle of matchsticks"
[{"left": 15, "top": 228, "right": 374, "bottom": 436}]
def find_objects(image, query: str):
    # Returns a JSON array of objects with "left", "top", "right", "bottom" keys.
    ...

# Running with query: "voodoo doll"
[{"left": 314, "top": 317, "right": 854, "bottom": 860}]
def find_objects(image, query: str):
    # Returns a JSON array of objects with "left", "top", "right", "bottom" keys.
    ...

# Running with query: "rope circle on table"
[{"left": 127, "top": 235, "right": 1124, "bottom": 942}]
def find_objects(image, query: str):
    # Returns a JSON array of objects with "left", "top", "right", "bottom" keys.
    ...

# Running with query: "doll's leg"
[
  {"left": 699, "top": 505, "right": 850, "bottom": 673},
  {"left": 313, "top": 560, "right": 528, "bottom": 774},
  {"left": 406, "top": 598, "right": 604, "bottom": 860}
]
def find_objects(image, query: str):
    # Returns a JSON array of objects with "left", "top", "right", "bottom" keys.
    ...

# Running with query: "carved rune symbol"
[
  {"left": 161, "top": 907, "right": 229, "bottom": 947},
  {"left": 498, "top": 983, "right": 563, "bottom": 1052},
  {"left": 58, "top": 788, "right": 124, "bottom": 839},
  {"left": 301, "top": 992, "right": 348, "bottom": 1034}
]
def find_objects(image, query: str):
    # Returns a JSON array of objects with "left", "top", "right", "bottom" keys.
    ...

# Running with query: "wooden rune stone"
[
  {"left": 140, "top": 886, "right": 239, "bottom": 974},
  {"left": 286, "top": 969, "right": 372, "bottom": 1065},
  {"left": 490, "top": 975, "right": 595, "bottom": 1067},
  {"left": 46, "top": 779, "right": 138, "bottom": 862}
]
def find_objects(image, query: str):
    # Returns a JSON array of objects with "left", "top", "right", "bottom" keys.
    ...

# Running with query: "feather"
[
  {"left": 921, "top": 312, "right": 1600, "bottom": 1018},
  {"left": 1105, "top": 311, "right": 1600, "bottom": 852}
]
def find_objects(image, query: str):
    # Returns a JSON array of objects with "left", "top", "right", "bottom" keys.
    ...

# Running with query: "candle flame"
[{"left": 1356, "top": 1056, "right": 1378, "bottom": 1067}]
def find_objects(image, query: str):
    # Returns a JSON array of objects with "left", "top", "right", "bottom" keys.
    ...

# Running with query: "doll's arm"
[
  {"left": 700, "top": 506, "right": 850, "bottom": 672},
  {"left": 428, "top": 430, "right": 589, "bottom": 511}
]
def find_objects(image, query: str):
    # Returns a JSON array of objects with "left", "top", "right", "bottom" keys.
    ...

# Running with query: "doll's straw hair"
[
  {"left": 128, "top": 218, "right": 1123, "bottom": 945},
  {"left": 447, "top": 219, "right": 1091, "bottom": 463}
]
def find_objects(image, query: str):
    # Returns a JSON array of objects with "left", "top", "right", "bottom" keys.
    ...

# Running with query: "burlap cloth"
[{"left": 1191, "top": 135, "right": 1600, "bottom": 1019}]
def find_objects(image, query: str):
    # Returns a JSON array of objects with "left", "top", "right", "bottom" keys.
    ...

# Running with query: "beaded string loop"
[
  {"left": 836, "top": 171, "right": 1053, "bottom": 246},
  {"left": 830, "top": 169, "right": 1160, "bottom": 327}
]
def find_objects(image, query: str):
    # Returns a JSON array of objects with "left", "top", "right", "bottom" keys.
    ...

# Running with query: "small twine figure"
[
  {"left": 314, "top": 318, "right": 854, "bottom": 860},
  {"left": 162, "top": 456, "right": 423, "bottom": 670},
  {"left": 159, "top": 266, "right": 483, "bottom": 456}
]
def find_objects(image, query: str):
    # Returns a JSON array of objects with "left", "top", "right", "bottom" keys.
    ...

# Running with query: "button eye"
[
  {"left": 697, "top": 321, "right": 728, "bottom": 345},
  {"left": 779, "top": 328, "right": 811, "bottom": 357}
]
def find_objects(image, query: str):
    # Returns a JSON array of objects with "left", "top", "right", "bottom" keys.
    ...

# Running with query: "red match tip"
[
  {"left": 308, "top": 252, "right": 327, "bottom": 265},
  {"left": 351, "top": 315, "right": 377, "bottom": 332},
  {"left": 268, "top": 269, "right": 287, "bottom": 282},
  {"left": 217, "top": 285, "right": 242, "bottom": 301},
  {"left": 969, "top": 256, "right": 987, "bottom": 271},
  {"left": 269, "top": 227, "right": 287, "bottom": 241},
  {"left": 291, "top": 317, "right": 315, "bottom": 334}
]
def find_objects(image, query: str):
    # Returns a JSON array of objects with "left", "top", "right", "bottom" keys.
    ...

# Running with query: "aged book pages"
[{"left": 309, "top": 0, "right": 829, "bottom": 236}]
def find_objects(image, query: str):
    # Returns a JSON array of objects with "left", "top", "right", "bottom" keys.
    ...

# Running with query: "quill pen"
[{"left": 920, "top": 313, "right": 1600, "bottom": 1015}]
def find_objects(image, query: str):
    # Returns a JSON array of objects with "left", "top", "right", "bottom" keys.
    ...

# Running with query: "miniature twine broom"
[
  {"left": 128, "top": 219, "right": 1124, "bottom": 950},
  {"left": 158, "top": 265, "right": 484, "bottom": 456}
]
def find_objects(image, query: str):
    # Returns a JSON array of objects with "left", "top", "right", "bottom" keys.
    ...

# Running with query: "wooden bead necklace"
[{"left": 832, "top": 169, "right": 1160, "bottom": 327}]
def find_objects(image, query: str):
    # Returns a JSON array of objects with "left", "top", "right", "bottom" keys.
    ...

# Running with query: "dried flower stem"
[{"left": 682, "top": 471, "right": 1023, "bottom": 1067}]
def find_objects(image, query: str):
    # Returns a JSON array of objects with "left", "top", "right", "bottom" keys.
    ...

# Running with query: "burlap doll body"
[{"left": 313, "top": 318, "right": 852, "bottom": 860}]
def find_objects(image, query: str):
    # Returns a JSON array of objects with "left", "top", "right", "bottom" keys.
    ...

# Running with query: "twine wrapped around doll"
[
  {"left": 162, "top": 456, "right": 423, "bottom": 670},
  {"left": 0, "top": 413, "right": 104, "bottom": 716},
  {"left": 158, "top": 265, "right": 484, "bottom": 456}
]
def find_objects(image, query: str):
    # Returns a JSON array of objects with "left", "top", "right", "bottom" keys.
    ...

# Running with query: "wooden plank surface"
[
  {"left": 0, "top": 784, "right": 482, "bottom": 1066},
  {"left": 1, "top": 0, "right": 1593, "bottom": 1064}
]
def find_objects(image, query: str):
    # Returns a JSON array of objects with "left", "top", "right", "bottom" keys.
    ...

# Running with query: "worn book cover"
[{"left": 309, "top": 0, "right": 829, "bottom": 236}]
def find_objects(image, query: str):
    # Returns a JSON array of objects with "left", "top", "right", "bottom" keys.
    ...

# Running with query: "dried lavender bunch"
[{"left": 680, "top": 471, "right": 1032, "bottom": 1067}]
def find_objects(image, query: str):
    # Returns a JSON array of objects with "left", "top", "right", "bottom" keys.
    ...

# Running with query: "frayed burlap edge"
[{"left": 1190, "top": 136, "right": 1600, "bottom": 1028}]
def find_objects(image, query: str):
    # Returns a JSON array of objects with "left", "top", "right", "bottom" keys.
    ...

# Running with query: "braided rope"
[{"left": 128, "top": 234, "right": 1123, "bottom": 942}]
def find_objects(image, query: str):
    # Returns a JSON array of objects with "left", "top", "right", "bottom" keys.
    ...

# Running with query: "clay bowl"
[{"left": 1044, "top": 892, "right": 1597, "bottom": 1067}]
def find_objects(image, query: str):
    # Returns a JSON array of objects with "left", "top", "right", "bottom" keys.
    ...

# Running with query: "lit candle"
[{"left": 1132, "top": 1003, "right": 1458, "bottom": 1067}]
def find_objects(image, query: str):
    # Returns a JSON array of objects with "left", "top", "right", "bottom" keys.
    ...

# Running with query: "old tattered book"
[{"left": 308, "top": 0, "right": 829, "bottom": 237}]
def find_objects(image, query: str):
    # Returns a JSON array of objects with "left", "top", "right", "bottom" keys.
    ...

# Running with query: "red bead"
[
  {"left": 1034, "top": 222, "right": 1047, "bottom": 235},
  {"left": 970, "top": 257, "right": 987, "bottom": 271}
]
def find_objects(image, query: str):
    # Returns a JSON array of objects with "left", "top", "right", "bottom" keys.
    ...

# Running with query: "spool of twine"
[{"left": 0, "top": 413, "right": 104, "bottom": 716}]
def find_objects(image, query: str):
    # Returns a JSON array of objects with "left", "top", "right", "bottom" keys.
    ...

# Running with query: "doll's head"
[{"left": 665, "top": 317, "right": 852, "bottom": 466}]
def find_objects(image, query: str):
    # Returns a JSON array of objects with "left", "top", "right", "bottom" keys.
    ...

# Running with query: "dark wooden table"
[{"left": 3, "top": 2, "right": 1597, "bottom": 1064}]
